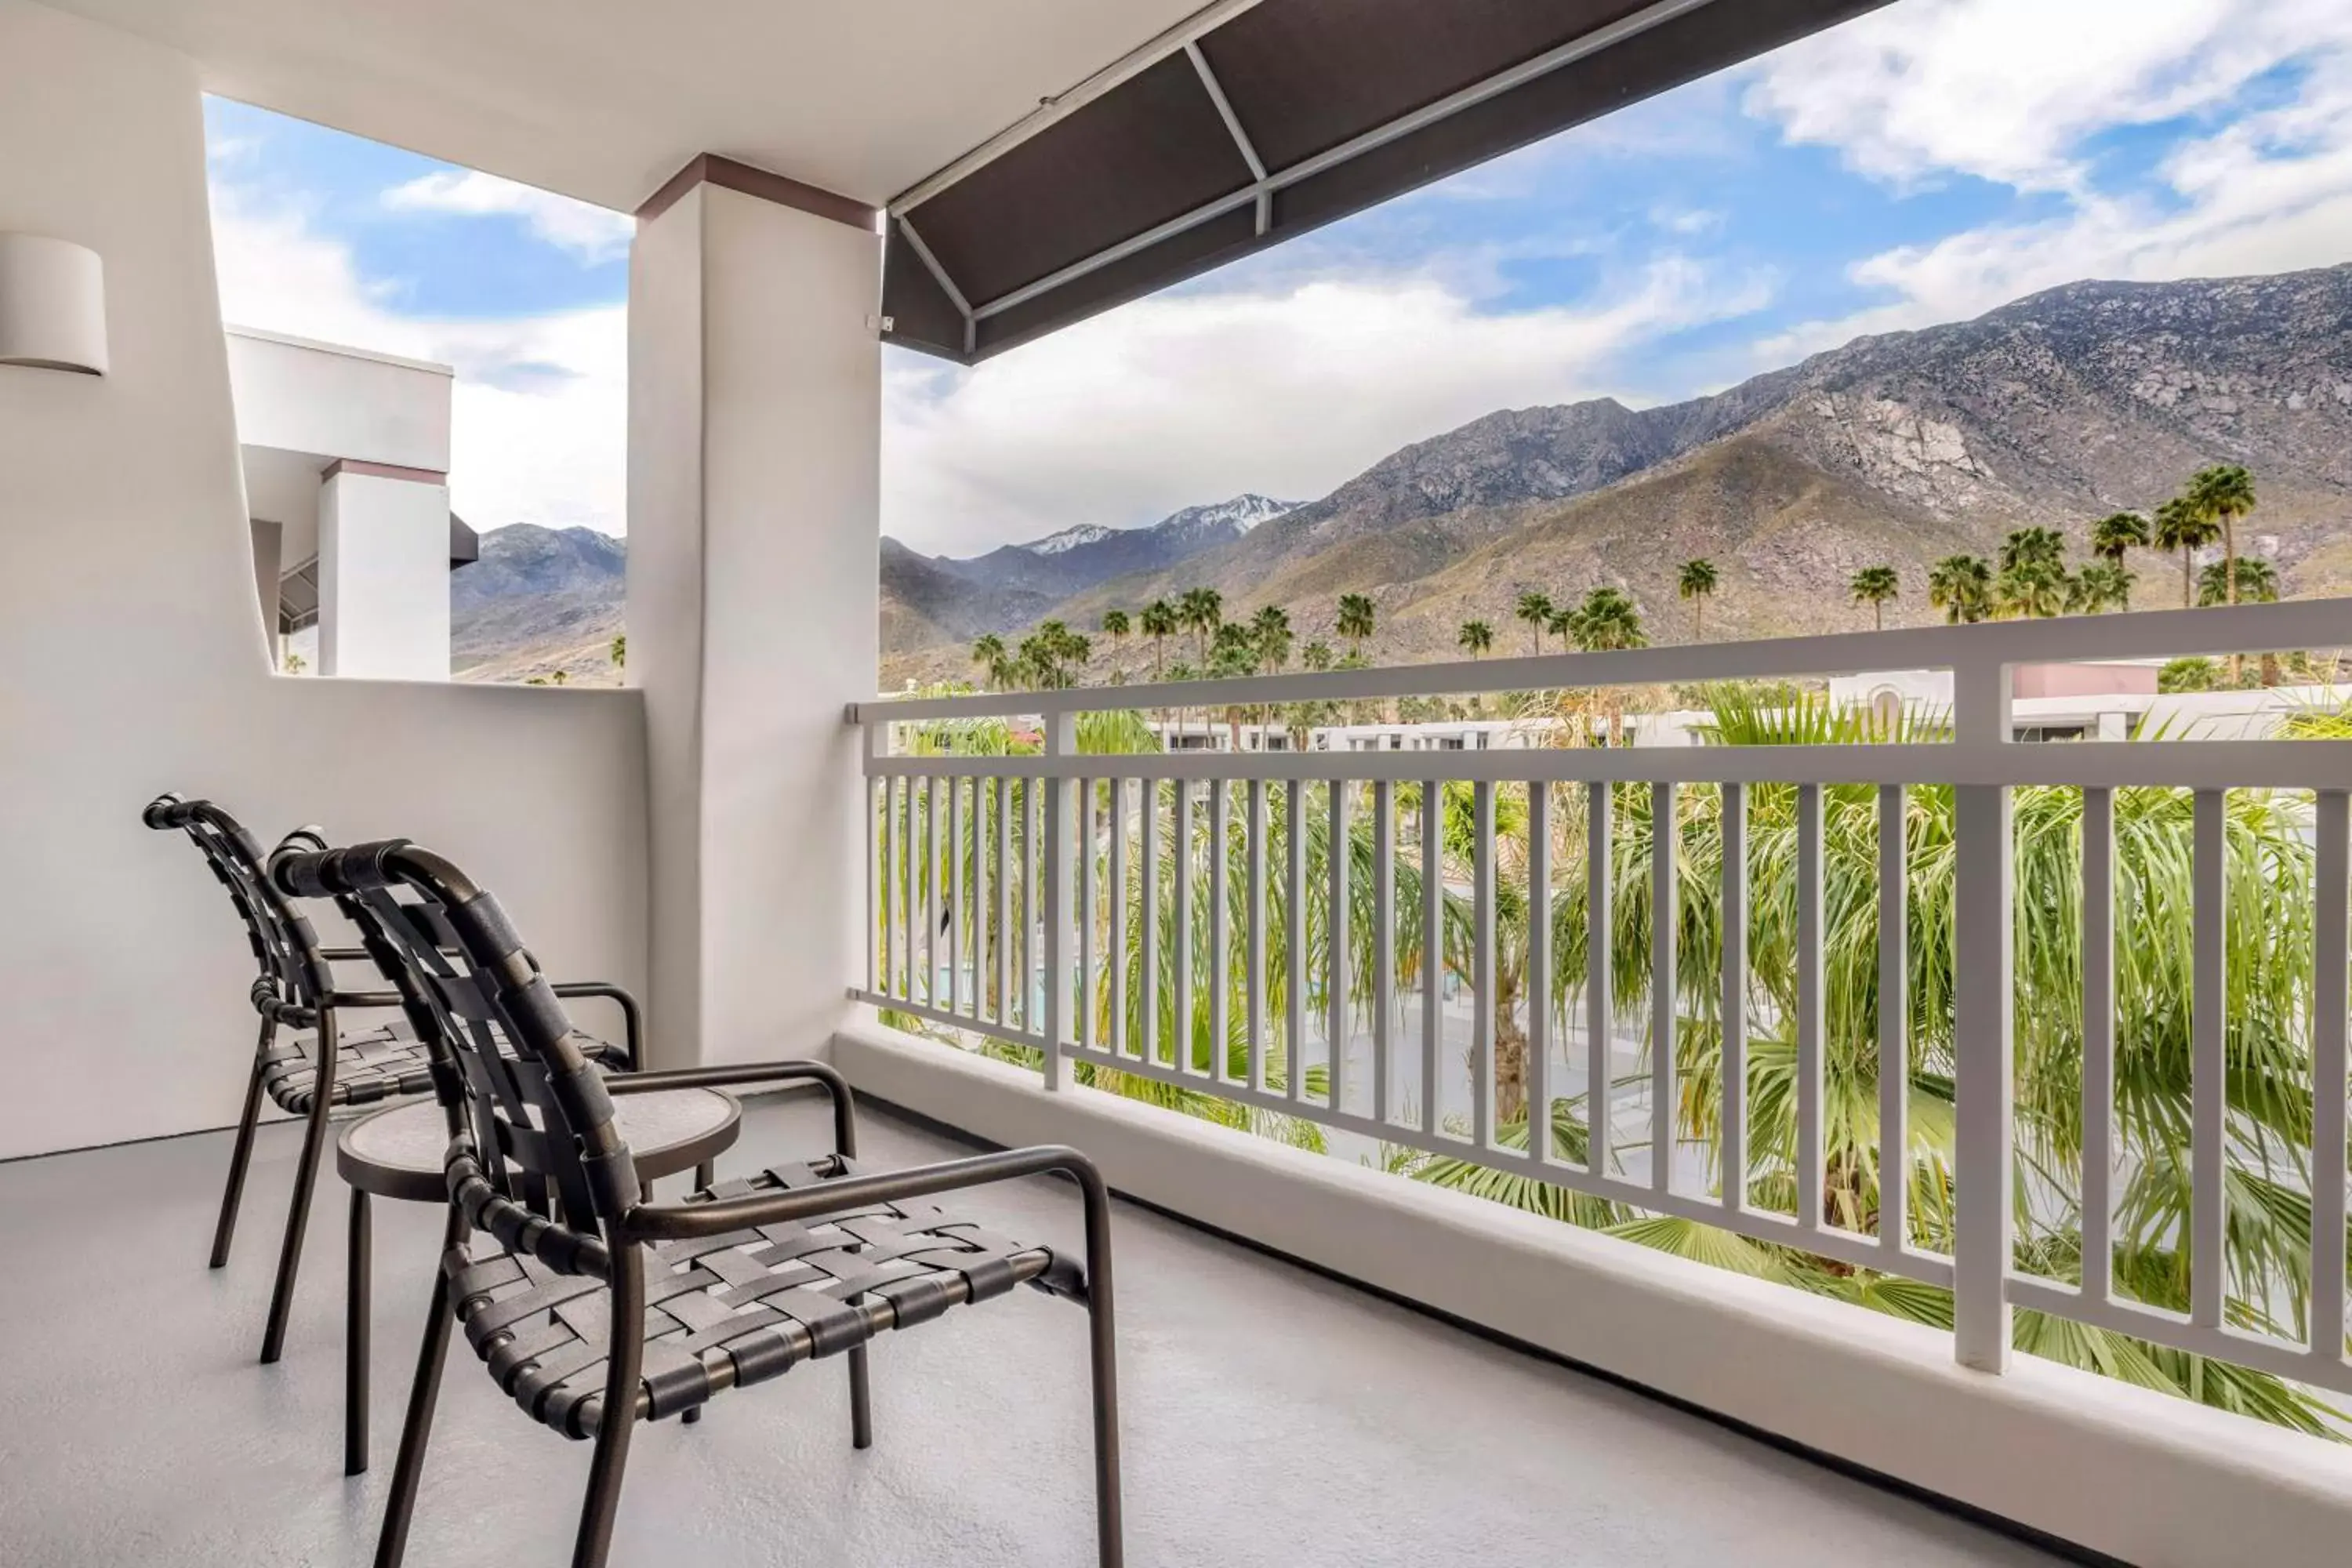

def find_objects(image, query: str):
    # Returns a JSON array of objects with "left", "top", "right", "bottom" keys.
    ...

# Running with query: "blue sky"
[{"left": 202, "top": 0, "right": 2352, "bottom": 556}]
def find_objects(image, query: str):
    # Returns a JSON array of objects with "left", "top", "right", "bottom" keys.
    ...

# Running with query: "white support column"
[
  {"left": 1953, "top": 657, "right": 2015, "bottom": 1373},
  {"left": 315, "top": 463, "right": 450, "bottom": 681},
  {"left": 627, "top": 177, "right": 880, "bottom": 1065}
]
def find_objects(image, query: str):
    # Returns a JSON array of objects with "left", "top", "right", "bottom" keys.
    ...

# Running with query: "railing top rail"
[{"left": 849, "top": 597, "right": 2352, "bottom": 724}]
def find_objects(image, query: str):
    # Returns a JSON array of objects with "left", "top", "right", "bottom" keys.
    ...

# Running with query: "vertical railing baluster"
[
  {"left": 898, "top": 775, "right": 914, "bottom": 1002},
  {"left": 1528, "top": 782, "right": 1552, "bottom": 1167},
  {"left": 1722, "top": 782, "right": 1748, "bottom": 1213},
  {"left": 1174, "top": 779, "right": 1194, "bottom": 1076},
  {"left": 1472, "top": 780, "right": 1495, "bottom": 1149},
  {"left": 1330, "top": 780, "right": 1352, "bottom": 1114},
  {"left": 949, "top": 778, "right": 966, "bottom": 1017},
  {"left": 873, "top": 775, "right": 888, "bottom": 998},
  {"left": 1079, "top": 775, "right": 1096, "bottom": 1054},
  {"left": 1247, "top": 779, "right": 1269, "bottom": 1092},
  {"left": 1422, "top": 779, "right": 1443, "bottom": 1136},
  {"left": 2191, "top": 787, "right": 2227, "bottom": 1331},
  {"left": 1019, "top": 779, "right": 1033, "bottom": 1033},
  {"left": 1287, "top": 779, "right": 1306, "bottom": 1103},
  {"left": 1879, "top": 783, "right": 1911, "bottom": 1258},
  {"left": 971, "top": 777, "right": 988, "bottom": 1020},
  {"left": 2079, "top": 786, "right": 2114, "bottom": 1298},
  {"left": 1041, "top": 717, "right": 1074, "bottom": 1087},
  {"left": 1211, "top": 779, "right": 1231, "bottom": 1083},
  {"left": 1373, "top": 780, "right": 1396, "bottom": 1127},
  {"left": 1110, "top": 779, "right": 1129, "bottom": 1058},
  {"left": 1796, "top": 782, "right": 1824, "bottom": 1231},
  {"left": 2314, "top": 790, "right": 2350, "bottom": 1368},
  {"left": 1586, "top": 781, "right": 1612, "bottom": 1174},
  {"left": 1651, "top": 782, "right": 1676, "bottom": 1194},
  {"left": 925, "top": 777, "right": 941, "bottom": 1008},
  {"left": 1142, "top": 780, "right": 1162, "bottom": 1066},
  {"left": 1954, "top": 659, "right": 2015, "bottom": 1374},
  {"left": 995, "top": 776, "right": 1011, "bottom": 1029}
]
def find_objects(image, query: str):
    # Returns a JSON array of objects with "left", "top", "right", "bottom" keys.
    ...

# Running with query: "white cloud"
[
  {"left": 882, "top": 260, "right": 1772, "bottom": 557},
  {"left": 1744, "top": 0, "right": 2343, "bottom": 191},
  {"left": 382, "top": 169, "right": 634, "bottom": 263},
  {"left": 1746, "top": 0, "right": 2352, "bottom": 363},
  {"left": 210, "top": 183, "right": 627, "bottom": 535}
]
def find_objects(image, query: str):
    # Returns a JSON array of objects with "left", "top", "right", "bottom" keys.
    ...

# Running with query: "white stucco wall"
[
  {"left": 224, "top": 326, "right": 452, "bottom": 475},
  {"left": 318, "top": 467, "right": 452, "bottom": 680},
  {"left": 627, "top": 183, "right": 878, "bottom": 1067},
  {"left": 0, "top": 0, "right": 648, "bottom": 1159}
]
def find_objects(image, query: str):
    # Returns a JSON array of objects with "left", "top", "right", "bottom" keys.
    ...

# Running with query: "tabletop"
[{"left": 336, "top": 1087, "right": 742, "bottom": 1203}]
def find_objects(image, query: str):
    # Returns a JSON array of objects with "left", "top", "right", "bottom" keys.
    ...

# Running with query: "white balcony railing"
[{"left": 848, "top": 598, "right": 2352, "bottom": 1399}]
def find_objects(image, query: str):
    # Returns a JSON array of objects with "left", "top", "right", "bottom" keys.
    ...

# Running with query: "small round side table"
[{"left": 335, "top": 1088, "right": 741, "bottom": 1474}]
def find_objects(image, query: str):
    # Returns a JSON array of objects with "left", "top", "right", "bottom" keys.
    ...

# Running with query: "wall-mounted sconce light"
[{"left": 0, "top": 233, "right": 107, "bottom": 376}]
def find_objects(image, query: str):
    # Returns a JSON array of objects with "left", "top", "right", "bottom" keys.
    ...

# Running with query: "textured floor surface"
[{"left": 0, "top": 1094, "right": 2066, "bottom": 1566}]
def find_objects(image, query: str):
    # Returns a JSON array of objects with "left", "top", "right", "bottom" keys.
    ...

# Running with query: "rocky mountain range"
[
  {"left": 883, "top": 261, "right": 2352, "bottom": 682},
  {"left": 451, "top": 524, "right": 626, "bottom": 685},
  {"left": 449, "top": 263, "right": 2352, "bottom": 688}
]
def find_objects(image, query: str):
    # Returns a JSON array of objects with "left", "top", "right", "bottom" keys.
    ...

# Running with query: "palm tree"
[
  {"left": 1926, "top": 554, "right": 1992, "bottom": 624},
  {"left": 1336, "top": 593, "right": 1375, "bottom": 659},
  {"left": 1177, "top": 587, "right": 1223, "bottom": 665},
  {"left": 1998, "top": 525, "right": 2066, "bottom": 574},
  {"left": 1565, "top": 587, "right": 1646, "bottom": 746},
  {"left": 1249, "top": 604, "right": 1293, "bottom": 674},
  {"left": 2071, "top": 561, "right": 2134, "bottom": 614},
  {"left": 2190, "top": 465, "right": 2257, "bottom": 606},
  {"left": 1301, "top": 641, "right": 1334, "bottom": 673},
  {"left": 1457, "top": 620, "right": 1494, "bottom": 659},
  {"left": 1099, "top": 609, "right": 1131, "bottom": 674},
  {"left": 1546, "top": 603, "right": 1574, "bottom": 652},
  {"left": 1995, "top": 558, "right": 2070, "bottom": 619},
  {"left": 1848, "top": 565, "right": 1899, "bottom": 631},
  {"left": 970, "top": 633, "right": 1009, "bottom": 690},
  {"left": 2089, "top": 511, "right": 2149, "bottom": 564},
  {"left": 2198, "top": 555, "right": 2278, "bottom": 608},
  {"left": 2153, "top": 496, "right": 2220, "bottom": 610},
  {"left": 608, "top": 633, "right": 626, "bottom": 669},
  {"left": 1677, "top": 559, "right": 1719, "bottom": 641},
  {"left": 1139, "top": 599, "right": 1178, "bottom": 678},
  {"left": 1515, "top": 590, "right": 1554, "bottom": 656}
]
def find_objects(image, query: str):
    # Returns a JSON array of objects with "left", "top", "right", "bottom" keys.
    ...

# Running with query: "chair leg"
[
  {"left": 346, "top": 1187, "right": 372, "bottom": 1476},
  {"left": 848, "top": 1346, "right": 873, "bottom": 1450},
  {"left": 260, "top": 1018, "right": 338, "bottom": 1364},
  {"left": 375, "top": 1218, "right": 459, "bottom": 1568},
  {"left": 209, "top": 1020, "right": 272, "bottom": 1269},
  {"left": 572, "top": 1247, "right": 647, "bottom": 1568},
  {"left": 260, "top": 1082, "right": 335, "bottom": 1363},
  {"left": 1078, "top": 1182, "right": 1125, "bottom": 1568}
]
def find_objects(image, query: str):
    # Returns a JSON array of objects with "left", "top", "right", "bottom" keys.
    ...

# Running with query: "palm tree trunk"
[
  {"left": 1873, "top": 603, "right": 1884, "bottom": 632},
  {"left": 2181, "top": 550, "right": 2194, "bottom": 610}
]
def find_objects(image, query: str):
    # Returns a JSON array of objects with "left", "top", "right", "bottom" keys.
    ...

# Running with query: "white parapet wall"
[
  {"left": 0, "top": 0, "right": 648, "bottom": 1156},
  {"left": 834, "top": 1019, "right": 2352, "bottom": 1568}
]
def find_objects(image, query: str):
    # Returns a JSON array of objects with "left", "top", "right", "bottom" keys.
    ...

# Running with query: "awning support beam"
[{"left": 1185, "top": 41, "right": 1270, "bottom": 234}]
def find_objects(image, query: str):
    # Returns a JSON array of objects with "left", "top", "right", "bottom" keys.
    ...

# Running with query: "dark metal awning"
[{"left": 883, "top": 0, "right": 1890, "bottom": 365}]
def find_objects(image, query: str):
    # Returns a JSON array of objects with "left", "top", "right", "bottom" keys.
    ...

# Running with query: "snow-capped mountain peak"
[{"left": 1020, "top": 523, "right": 1118, "bottom": 557}]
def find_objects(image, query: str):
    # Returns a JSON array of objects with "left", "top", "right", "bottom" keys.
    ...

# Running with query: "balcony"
[{"left": 10, "top": 2, "right": 2352, "bottom": 1566}]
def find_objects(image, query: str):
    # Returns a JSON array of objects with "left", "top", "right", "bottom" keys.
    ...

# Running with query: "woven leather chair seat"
[
  {"left": 447, "top": 1156, "right": 1080, "bottom": 1439},
  {"left": 261, "top": 1025, "right": 624, "bottom": 1116}
]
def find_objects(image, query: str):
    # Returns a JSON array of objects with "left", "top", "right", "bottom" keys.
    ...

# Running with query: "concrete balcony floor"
[{"left": 0, "top": 1091, "right": 2066, "bottom": 1566}]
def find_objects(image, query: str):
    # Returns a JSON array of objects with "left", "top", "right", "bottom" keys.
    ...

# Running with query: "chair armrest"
[
  {"left": 605, "top": 1060, "right": 857, "bottom": 1158},
  {"left": 623, "top": 1143, "right": 1106, "bottom": 1247},
  {"left": 550, "top": 981, "right": 642, "bottom": 1069}
]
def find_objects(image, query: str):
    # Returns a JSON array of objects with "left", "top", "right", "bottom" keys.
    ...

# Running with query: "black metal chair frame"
[
  {"left": 145, "top": 795, "right": 641, "bottom": 1365},
  {"left": 273, "top": 837, "right": 1122, "bottom": 1568}
]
